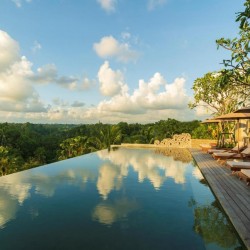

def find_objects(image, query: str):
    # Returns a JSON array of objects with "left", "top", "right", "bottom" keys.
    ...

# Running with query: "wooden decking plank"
[
  {"left": 207, "top": 174, "right": 250, "bottom": 229},
  {"left": 191, "top": 149, "right": 250, "bottom": 240},
  {"left": 190, "top": 149, "right": 250, "bottom": 249},
  {"left": 192, "top": 160, "right": 250, "bottom": 244},
  {"left": 193, "top": 152, "right": 250, "bottom": 221},
  {"left": 210, "top": 170, "right": 250, "bottom": 213}
]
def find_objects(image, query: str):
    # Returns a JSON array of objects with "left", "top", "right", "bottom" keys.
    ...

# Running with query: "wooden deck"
[{"left": 190, "top": 149, "right": 250, "bottom": 249}]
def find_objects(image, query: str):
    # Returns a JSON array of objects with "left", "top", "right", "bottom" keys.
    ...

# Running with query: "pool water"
[{"left": 0, "top": 148, "right": 246, "bottom": 250}]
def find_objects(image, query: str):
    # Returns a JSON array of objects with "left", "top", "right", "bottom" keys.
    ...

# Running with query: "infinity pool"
[{"left": 0, "top": 148, "right": 245, "bottom": 249}]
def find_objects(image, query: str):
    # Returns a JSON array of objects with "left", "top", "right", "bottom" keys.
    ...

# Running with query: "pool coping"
[{"left": 190, "top": 148, "right": 250, "bottom": 250}]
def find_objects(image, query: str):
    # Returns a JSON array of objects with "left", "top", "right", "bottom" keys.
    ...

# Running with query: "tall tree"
[{"left": 189, "top": 72, "right": 247, "bottom": 116}]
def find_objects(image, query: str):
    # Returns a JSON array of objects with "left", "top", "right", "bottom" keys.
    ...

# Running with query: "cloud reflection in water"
[
  {"left": 0, "top": 148, "right": 195, "bottom": 228},
  {"left": 92, "top": 198, "right": 139, "bottom": 226}
]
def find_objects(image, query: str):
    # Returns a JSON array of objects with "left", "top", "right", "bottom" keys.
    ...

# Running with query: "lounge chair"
[
  {"left": 240, "top": 147, "right": 250, "bottom": 159},
  {"left": 225, "top": 161, "right": 250, "bottom": 172},
  {"left": 212, "top": 146, "right": 250, "bottom": 160},
  {"left": 207, "top": 149, "right": 227, "bottom": 154},
  {"left": 238, "top": 169, "right": 250, "bottom": 186},
  {"left": 207, "top": 141, "right": 245, "bottom": 154},
  {"left": 199, "top": 143, "right": 216, "bottom": 152}
]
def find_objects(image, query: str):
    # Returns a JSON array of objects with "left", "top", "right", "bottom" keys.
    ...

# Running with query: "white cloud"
[
  {"left": 0, "top": 53, "right": 46, "bottom": 112},
  {"left": 93, "top": 36, "right": 139, "bottom": 63},
  {"left": 12, "top": 0, "right": 32, "bottom": 8},
  {"left": 32, "top": 41, "right": 42, "bottom": 53},
  {"left": 0, "top": 30, "right": 20, "bottom": 73},
  {"left": 147, "top": 0, "right": 167, "bottom": 10},
  {"left": 97, "top": 0, "right": 116, "bottom": 12},
  {"left": 0, "top": 30, "right": 196, "bottom": 124},
  {"left": 94, "top": 66, "right": 189, "bottom": 114},
  {"left": 194, "top": 104, "right": 214, "bottom": 117},
  {"left": 0, "top": 30, "right": 48, "bottom": 112},
  {"left": 84, "top": 68, "right": 193, "bottom": 123},
  {"left": 97, "top": 61, "right": 127, "bottom": 96}
]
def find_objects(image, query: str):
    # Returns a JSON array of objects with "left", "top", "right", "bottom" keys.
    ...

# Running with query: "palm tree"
[
  {"left": 87, "top": 125, "right": 122, "bottom": 151},
  {"left": 58, "top": 136, "right": 89, "bottom": 160}
]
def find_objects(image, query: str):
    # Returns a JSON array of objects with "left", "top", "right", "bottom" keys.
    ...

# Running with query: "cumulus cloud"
[
  {"left": 0, "top": 30, "right": 195, "bottom": 124},
  {"left": 0, "top": 30, "right": 46, "bottom": 112},
  {"left": 0, "top": 30, "right": 92, "bottom": 114},
  {"left": 97, "top": 61, "right": 127, "bottom": 96},
  {"left": 97, "top": 0, "right": 117, "bottom": 12},
  {"left": 0, "top": 30, "right": 20, "bottom": 73},
  {"left": 147, "top": 0, "right": 167, "bottom": 10},
  {"left": 0, "top": 54, "right": 46, "bottom": 112},
  {"left": 83, "top": 66, "right": 193, "bottom": 123},
  {"left": 92, "top": 63, "right": 190, "bottom": 117},
  {"left": 12, "top": 0, "right": 32, "bottom": 8},
  {"left": 93, "top": 36, "right": 139, "bottom": 63}
]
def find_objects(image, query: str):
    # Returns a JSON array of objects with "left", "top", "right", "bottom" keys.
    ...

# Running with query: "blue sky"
[{"left": 0, "top": 0, "right": 245, "bottom": 124}]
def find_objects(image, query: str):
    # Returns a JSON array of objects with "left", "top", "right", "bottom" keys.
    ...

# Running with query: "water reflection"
[
  {"left": 0, "top": 189, "right": 19, "bottom": 229},
  {"left": 92, "top": 197, "right": 139, "bottom": 225},
  {"left": 0, "top": 148, "right": 244, "bottom": 250},
  {"left": 97, "top": 163, "right": 124, "bottom": 200},
  {"left": 0, "top": 148, "right": 197, "bottom": 229},
  {"left": 154, "top": 148, "right": 193, "bottom": 163},
  {"left": 192, "top": 167, "right": 204, "bottom": 181},
  {"left": 0, "top": 165, "right": 98, "bottom": 228},
  {"left": 189, "top": 198, "right": 242, "bottom": 249},
  {"left": 97, "top": 148, "right": 193, "bottom": 190}
]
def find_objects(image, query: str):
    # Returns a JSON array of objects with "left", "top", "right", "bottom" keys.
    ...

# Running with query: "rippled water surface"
[{"left": 0, "top": 148, "right": 246, "bottom": 250}]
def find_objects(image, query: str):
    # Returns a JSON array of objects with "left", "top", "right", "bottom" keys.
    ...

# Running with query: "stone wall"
[
  {"left": 115, "top": 138, "right": 217, "bottom": 149},
  {"left": 154, "top": 133, "right": 191, "bottom": 148}
]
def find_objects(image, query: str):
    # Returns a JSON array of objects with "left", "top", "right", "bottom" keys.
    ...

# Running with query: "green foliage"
[
  {"left": 0, "top": 119, "right": 203, "bottom": 175},
  {"left": 189, "top": 72, "right": 246, "bottom": 116},
  {"left": 191, "top": 125, "right": 216, "bottom": 139},
  {"left": 190, "top": 199, "right": 239, "bottom": 248},
  {"left": 58, "top": 136, "right": 90, "bottom": 160},
  {"left": 216, "top": 0, "right": 250, "bottom": 99},
  {"left": 0, "top": 146, "right": 23, "bottom": 175}
]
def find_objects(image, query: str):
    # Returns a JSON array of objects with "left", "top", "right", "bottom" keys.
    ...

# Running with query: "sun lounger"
[
  {"left": 212, "top": 152, "right": 240, "bottom": 160},
  {"left": 241, "top": 147, "right": 250, "bottom": 158},
  {"left": 212, "top": 146, "right": 250, "bottom": 160},
  {"left": 199, "top": 144, "right": 216, "bottom": 152},
  {"left": 207, "top": 149, "right": 227, "bottom": 154},
  {"left": 207, "top": 141, "right": 245, "bottom": 154},
  {"left": 238, "top": 169, "right": 250, "bottom": 186},
  {"left": 225, "top": 161, "right": 250, "bottom": 172}
]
